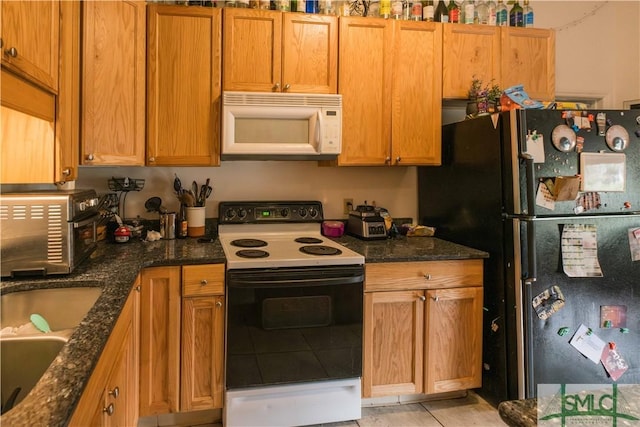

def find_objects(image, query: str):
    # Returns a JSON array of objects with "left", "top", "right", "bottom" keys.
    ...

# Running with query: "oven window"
[{"left": 226, "top": 277, "right": 363, "bottom": 389}]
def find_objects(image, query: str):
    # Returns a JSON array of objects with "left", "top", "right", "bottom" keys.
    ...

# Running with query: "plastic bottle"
[
  {"left": 486, "top": 0, "right": 497, "bottom": 25},
  {"left": 523, "top": 0, "right": 534, "bottom": 27},
  {"left": 496, "top": 0, "right": 507, "bottom": 25},
  {"left": 461, "top": 0, "right": 475, "bottom": 24}
]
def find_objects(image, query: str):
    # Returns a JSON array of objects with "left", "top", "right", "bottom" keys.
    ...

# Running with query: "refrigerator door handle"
[
  {"left": 523, "top": 219, "right": 537, "bottom": 284},
  {"left": 519, "top": 153, "right": 536, "bottom": 216}
]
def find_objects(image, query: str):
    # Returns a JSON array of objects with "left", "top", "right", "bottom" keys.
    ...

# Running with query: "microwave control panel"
[{"left": 319, "top": 107, "right": 341, "bottom": 154}]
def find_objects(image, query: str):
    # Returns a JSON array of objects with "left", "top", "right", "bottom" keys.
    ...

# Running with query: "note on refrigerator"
[
  {"left": 629, "top": 227, "right": 640, "bottom": 262},
  {"left": 561, "top": 224, "right": 603, "bottom": 277},
  {"left": 569, "top": 324, "right": 606, "bottom": 364}
]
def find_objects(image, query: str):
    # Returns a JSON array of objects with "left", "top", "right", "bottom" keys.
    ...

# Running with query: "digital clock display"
[{"left": 261, "top": 210, "right": 271, "bottom": 217}]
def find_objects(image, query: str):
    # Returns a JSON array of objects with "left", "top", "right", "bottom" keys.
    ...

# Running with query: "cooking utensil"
[
  {"left": 173, "top": 174, "right": 183, "bottom": 194},
  {"left": 30, "top": 313, "right": 51, "bottom": 333},
  {"left": 179, "top": 191, "right": 196, "bottom": 207},
  {"left": 192, "top": 181, "right": 198, "bottom": 199}
]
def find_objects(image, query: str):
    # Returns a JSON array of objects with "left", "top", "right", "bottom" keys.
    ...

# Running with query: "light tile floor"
[{"left": 156, "top": 391, "right": 507, "bottom": 427}]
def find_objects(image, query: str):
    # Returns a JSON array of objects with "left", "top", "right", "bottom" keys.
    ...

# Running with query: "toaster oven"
[{"left": 0, "top": 189, "right": 100, "bottom": 277}]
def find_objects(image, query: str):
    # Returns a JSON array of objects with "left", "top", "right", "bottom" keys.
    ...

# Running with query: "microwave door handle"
[{"left": 313, "top": 111, "right": 323, "bottom": 152}]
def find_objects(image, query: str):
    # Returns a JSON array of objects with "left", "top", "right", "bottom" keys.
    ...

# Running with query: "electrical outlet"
[{"left": 343, "top": 198, "right": 353, "bottom": 215}]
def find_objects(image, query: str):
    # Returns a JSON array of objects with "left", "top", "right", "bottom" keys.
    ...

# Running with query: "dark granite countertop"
[
  {"left": 498, "top": 398, "right": 537, "bottom": 427},
  {"left": 0, "top": 234, "right": 486, "bottom": 426}
]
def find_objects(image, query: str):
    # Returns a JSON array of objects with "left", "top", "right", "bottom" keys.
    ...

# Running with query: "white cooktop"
[{"left": 218, "top": 223, "right": 364, "bottom": 269}]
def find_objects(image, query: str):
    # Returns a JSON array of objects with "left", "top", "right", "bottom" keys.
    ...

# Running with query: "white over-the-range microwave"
[{"left": 221, "top": 91, "right": 342, "bottom": 160}]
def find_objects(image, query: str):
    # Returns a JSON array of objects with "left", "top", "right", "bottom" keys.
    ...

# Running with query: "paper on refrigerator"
[{"left": 561, "top": 224, "right": 603, "bottom": 277}]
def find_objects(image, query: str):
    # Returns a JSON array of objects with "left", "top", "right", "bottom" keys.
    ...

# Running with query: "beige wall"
[{"left": 76, "top": 2, "right": 640, "bottom": 222}]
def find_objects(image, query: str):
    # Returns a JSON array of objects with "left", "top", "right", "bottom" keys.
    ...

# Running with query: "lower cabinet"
[
  {"left": 70, "top": 277, "right": 140, "bottom": 426},
  {"left": 363, "top": 260, "right": 483, "bottom": 398},
  {"left": 139, "top": 264, "right": 225, "bottom": 417}
]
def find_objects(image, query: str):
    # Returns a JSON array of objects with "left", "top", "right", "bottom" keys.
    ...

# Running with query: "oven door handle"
[{"left": 227, "top": 275, "right": 364, "bottom": 289}]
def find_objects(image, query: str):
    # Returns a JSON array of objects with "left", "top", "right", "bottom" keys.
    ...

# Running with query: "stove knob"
[
  {"left": 280, "top": 208, "right": 289, "bottom": 218},
  {"left": 237, "top": 208, "right": 247, "bottom": 219},
  {"left": 299, "top": 207, "right": 307, "bottom": 217},
  {"left": 225, "top": 208, "right": 236, "bottom": 219},
  {"left": 309, "top": 207, "right": 318, "bottom": 218}
]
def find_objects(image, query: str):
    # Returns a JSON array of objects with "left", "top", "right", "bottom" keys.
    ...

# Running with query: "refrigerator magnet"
[
  {"left": 580, "top": 152, "right": 626, "bottom": 192},
  {"left": 532, "top": 285, "right": 565, "bottom": 320}
]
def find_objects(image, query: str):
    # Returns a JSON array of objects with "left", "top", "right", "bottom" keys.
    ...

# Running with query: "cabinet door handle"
[
  {"left": 4, "top": 47, "right": 18, "bottom": 58},
  {"left": 283, "top": 83, "right": 291, "bottom": 91},
  {"left": 103, "top": 403, "right": 115, "bottom": 416},
  {"left": 200, "top": 279, "right": 208, "bottom": 286},
  {"left": 272, "top": 82, "right": 280, "bottom": 91},
  {"left": 62, "top": 168, "right": 71, "bottom": 176},
  {"left": 419, "top": 295, "right": 426, "bottom": 302},
  {"left": 423, "top": 274, "right": 431, "bottom": 280},
  {"left": 396, "top": 156, "right": 401, "bottom": 163},
  {"left": 216, "top": 300, "right": 223, "bottom": 308},
  {"left": 108, "top": 386, "right": 120, "bottom": 399},
  {"left": 148, "top": 156, "right": 156, "bottom": 163},
  {"left": 135, "top": 285, "right": 141, "bottom": 292},
  {"left": 385, "top": 157, "right": 391, "bottom": 164},
  {"left": 432, "top": 295, "right": 439, "bottom": 302},
  {"left": 86, "top": 153, "right": 94, "bottom": 161}
]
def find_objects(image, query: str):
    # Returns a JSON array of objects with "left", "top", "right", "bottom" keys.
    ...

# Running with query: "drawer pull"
[
  {"left": 216, "top": 300, "right": 223, "bottom": 308},
  {"left": 108, "top": 386, "right": 119, "bottom": 399},
  {"left": 200, "top": 279, "right": 208, "bottom": 286},
  {"left": 419, "top": 295, "right": 426, "bottom": 302},
  {"left": 424, "top": 274, "right": 431, "bottom": 280},
  {"left": 432, "top": 295, "right": 439, "bottom": 302},
  {"left": 5, "top": 47, "right": 18, "bottom": 58},
  {"left": 103, "top": 403, "right": 114, "bottom": 416}
]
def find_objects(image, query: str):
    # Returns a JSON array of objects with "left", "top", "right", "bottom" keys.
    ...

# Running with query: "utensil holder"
[{"left": 186, "top": 207, "right": 206, "bottom": 237}]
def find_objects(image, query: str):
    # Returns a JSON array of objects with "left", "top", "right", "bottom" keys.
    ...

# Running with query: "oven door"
[{"left": 225, "top": 265, "right": 364, "bottom": 390}]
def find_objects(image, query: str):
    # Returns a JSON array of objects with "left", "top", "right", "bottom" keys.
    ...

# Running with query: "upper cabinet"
[
  {"left": 442, "top": 24, "right": 501, "bottom": 99},
  {"left": 146, "top": 5, "right": 222, "bottom": 166},
  {"left": 1, "top": 0, "right": 59, "bottom": 93},
  {"left": 81, "top": 0, "right": 146, "bottom": 166},
  {"left": 337, "top": 18, "right": 441, "bottom": 166},
  {"left": 442, "top": 25, "right": 555, "bottom": 102},
  {"left": 223, "top": 9, "right": 337, "bottom": 93},
  {"left": 501, "top": 27, "right": 555, "bottom": 101}
]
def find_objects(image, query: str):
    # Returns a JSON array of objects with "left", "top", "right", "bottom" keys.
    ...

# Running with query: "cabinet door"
[
  {"left": 391, "top": 21, "right": 442, "bottom": 166},
  {"left": 363, "top": 290, "right": 424, "bottom": 397},
  {"left": 0, "top": 0, "right": 59, "bottom": 92},
  {"left": 181, "top": 296, "right": 224, "bottom": 411},
  {"left": 223, "top": 8, "right": 281, "bottom": 92},
  {"left": 147, "top": 5, "right": 222, "bottom": 166},
  {"left": 337, "top": 17, "right": 392, "bottom": 166},
  {"left": 81, "top": 0, "right": 146, "bottom": 166},
  {"left": 69, "top": 280, "right": 140, "bottom": 427},
  {"left": 500, "top": 27, "right": 555, "bottom": 101},
  {"left": 139, "top": 267, "right": 181, "bottom": 416},
  {"left": 442, "top": 24, "right": 500, "bottom": 99},
  {"left": 424, "top": 286, "right": 483, "bottom": 394},
  {"left": 281, "top": 13, "right": 337, "bottom": 94},
  {"left": 55, "top": 0, "right": 80, "bottom": 183}
]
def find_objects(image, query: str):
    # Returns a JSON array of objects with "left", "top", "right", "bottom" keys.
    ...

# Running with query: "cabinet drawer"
[
  {"left": 182, "top": 264, "right": 225, "bottom": 296},
  {"left": 365, "top": 259, "right": 483, "bottom": 292}
]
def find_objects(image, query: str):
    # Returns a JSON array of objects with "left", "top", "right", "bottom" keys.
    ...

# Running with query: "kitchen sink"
[{"left": 0, "top": 286, "right": 102, "bottom": 413}]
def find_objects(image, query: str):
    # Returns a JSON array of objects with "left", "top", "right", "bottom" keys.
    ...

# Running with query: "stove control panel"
[{"left": 219, "top": 201, "right": 324, "bottom": 224}]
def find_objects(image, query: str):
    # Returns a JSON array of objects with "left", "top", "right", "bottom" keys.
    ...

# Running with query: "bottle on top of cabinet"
[
  {"left": 447, "top": 0, "right": 459, "bottom": 23},
  {"left": 523, "top": 0, "right": 534, "bottom": 27},
  {"left": 422, "top": 0, "right": 434, "bottom": 21},
  {"left": 434, "top": 0, "right": 448, "bottom": 22},
  {"left": 476, "top": 0, "right": 488, "bottom": 24},
  {"left": 486, "top": 0, "right": 497, "bottom": 25},
  {"left": 509, "top": 0, "right": 524, "bottom": 27},
  {"left": 496, "top": 0, "right": 508, "bottom": 25}
]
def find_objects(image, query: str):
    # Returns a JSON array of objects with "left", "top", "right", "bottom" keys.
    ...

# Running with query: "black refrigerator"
[{"left": 418, "top": 109, "right": 640, "bottom": 405}]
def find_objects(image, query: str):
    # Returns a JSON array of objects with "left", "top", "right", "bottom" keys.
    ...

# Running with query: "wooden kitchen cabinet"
[
  {"left": 146, "top": 5, "right": 222, "bottom": 166},
  {"left": 363, "top": 290, "right": 424, "bottom": 397},
  {"left": 81, "top": 0, "right": 146, "bottom": 166},
  {"left": 442, "top": 24, "right": 501, "bottom": 99},
  {"left": 223, "top": 9, "right": 337, "bottom": 94},
  {"left": 55, "top": 0, "right": 80, "bottom": 183},
  {"left": 500, "top": 27, "right": 555, "bottom": 101},
  {"left": 139, "top": 266, "right": 181, "bottom": 416},
  {"left": 70, "top": 278, "right": 140, "bottom": 427},
  {"left": 363, "top": 260, "right": 483, "bottom": 398},
  {"left": 336, "top": 18, "right": 441, "bottom": 166},
  {"left": 0, "top": 0, "right": 59, "bottom": 93},
  {"left": 180, "top": 264, "right": 225, "bottom": 411}
]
